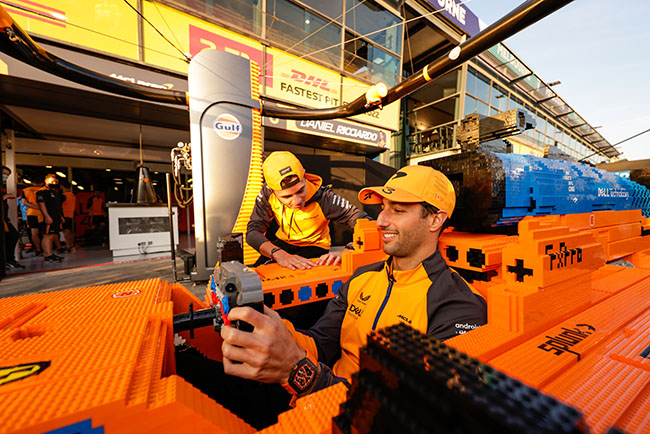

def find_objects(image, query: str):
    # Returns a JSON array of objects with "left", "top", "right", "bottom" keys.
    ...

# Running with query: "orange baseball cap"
[
  {"left": 262, "top": 151, "right": 306, "bottom": 191},
  {"left": 358, "top": 165, "right": 456, "bottom": 216}
]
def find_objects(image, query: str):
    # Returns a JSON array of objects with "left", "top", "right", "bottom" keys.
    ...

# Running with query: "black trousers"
[{"left": 4, "top": 221, "right": 19, "bottom": 262}]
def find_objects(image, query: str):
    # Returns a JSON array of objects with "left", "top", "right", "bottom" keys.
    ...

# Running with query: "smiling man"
[
  {"left": 247, "top": 151, "right": 368, "bottom": 270},
  {"left": 223, "top": 165, "right": 487, "bottom": 398}
]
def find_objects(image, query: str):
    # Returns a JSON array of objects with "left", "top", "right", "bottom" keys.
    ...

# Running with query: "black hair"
[
  {"left": 420, "top": 202, "right": 450, "bottom": 230},
  {"left": 280, "top": 174, "right": 301, "bottom": 190},
  {"left": 1, "top": 165, "right": 10, "bottom": 174}
]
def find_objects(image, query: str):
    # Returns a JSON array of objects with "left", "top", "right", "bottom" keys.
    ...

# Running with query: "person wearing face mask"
[
  {"left": 220, "top": 165, "right": 487, "bottom": 399},
  {"left": 2, "top": 165, "right": 24, "bottom": 270},
  {"left": 36, "top": 173, "right": 65, "bottom": 262},
  {"left": 247, "top": 151, "right": 369, "bottom": 270}
]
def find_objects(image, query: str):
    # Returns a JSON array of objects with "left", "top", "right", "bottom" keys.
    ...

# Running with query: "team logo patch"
[
  {"left": 0, "top": 361, "right": 51, "bottom": 386},
  {"left": 214, "top": 113, "right": 242, "bottom": 140},
  {"left": 359, "top": 292, "right": 371, "bottom": 302},
  {"left": 279, "top": 166, "right": 292, "bottom": 176},
  {"left": 390, "top": 171, "right": 408, "bottom": 180}
]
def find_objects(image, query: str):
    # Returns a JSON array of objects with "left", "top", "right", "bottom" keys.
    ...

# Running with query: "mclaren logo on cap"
[
  {"left": 390, "top": 171, "right": 408, "bottom": 180},
  {"left": 279, "top": 166, "right": 292, "bottom": 176},
  {"left": 214, "top": 113, "right": 242, "bottom": 141}
]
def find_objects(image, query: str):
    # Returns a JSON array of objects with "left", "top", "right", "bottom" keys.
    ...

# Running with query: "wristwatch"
[
  {"left": 284, "top": 356, "right": 318, "bottom": 395},
  {"left": 270, "top": 247, "right": 282, "bottom": 259}
]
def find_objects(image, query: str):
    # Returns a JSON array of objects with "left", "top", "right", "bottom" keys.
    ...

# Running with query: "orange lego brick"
[
  {"left": 607, "top": 235, "right": 650, "bottom": 262},
  {"left": 488, "top": 271, "right": 650, "bottom": 390},
  {"left": 0, "top": 279, "right": 256, "bottom": 434},
  {"left": 259, "top": 383, "right": 348, "bottom": 434}
]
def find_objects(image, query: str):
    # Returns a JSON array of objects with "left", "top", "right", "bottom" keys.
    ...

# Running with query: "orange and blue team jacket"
[
  {"left": 286, "top": 250, "right": 487, "bottom": 389},
  {"left": 246, "top": 173, "right": 369, "bottom": 251}
]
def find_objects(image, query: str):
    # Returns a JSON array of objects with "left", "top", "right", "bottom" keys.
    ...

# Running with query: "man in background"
[
  {"left": 61, "top": 182, "right": 76, "bottom": 251},
  {"left": 2, "top": 165, "right": 24, "bottom": 269},
  {"left": 36, "top": 173, "right": 64, "bottom": 263},
  {"left": 21, "top": 178, "right": 44, "bottom": 256}
]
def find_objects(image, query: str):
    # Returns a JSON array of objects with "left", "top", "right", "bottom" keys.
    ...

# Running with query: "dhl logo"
[
  {"left": 5, "top": 0, "right": 66, "bottom": 28},
  {"left": 289, "top": 69, "right": 333, "bottom": 92},
  {"left": 189, "top": 25, "right": 273, "bottom": 87}
]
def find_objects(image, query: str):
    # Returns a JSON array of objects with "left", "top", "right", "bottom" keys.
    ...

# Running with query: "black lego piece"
[{"left": 334, "top": 323, "right": 585, "bottom": 434}]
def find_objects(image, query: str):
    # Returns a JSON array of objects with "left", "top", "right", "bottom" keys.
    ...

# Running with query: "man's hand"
[
  {"left": 44, "top": 216, "right": 53, "bottom": 224},
  {"left": 221, "top": 305, "right": 305, "bottom": 383},
  {"left": 2, "top": 193, "right": 15, "bottom": 200},
  {"left": 273, "top": 250, "right": 315, "bottom": 270},
  {"left": 316, "top": 250, "right": 342, "bottom": 266}
]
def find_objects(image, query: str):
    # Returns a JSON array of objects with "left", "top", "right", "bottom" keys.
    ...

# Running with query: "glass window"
[
  {"left": 536, "top": 114, "right": 547, "bottom": 136},
  {"left": 345, "top": 0, "right": 402, "bottom": 55},
  {"left": 491, "top": 83, "right": 508, "bottom": 112},
  {"left": 466, "top": 67, "right": 490, "bottom": 103},
  {"left": 176, "top": 0, "right": 261, "bottom": 33},
  {"left": 509, "top": 94, "right": 524, "bottom": 111},
  {"left": 267, "top": 0, "right": 341, "bottom": 68},
  {"left": 344, "top": 32, "right": 398, "bottom": 85},
  {"left": 409, "top": 97, "right": 458, "bottom": 133},
  {"left": 300, "top": 0, "right": 343, "bottom": 22}
]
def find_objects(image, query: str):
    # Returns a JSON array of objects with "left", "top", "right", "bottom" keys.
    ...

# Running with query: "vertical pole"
[
  {"left": 166, "top": 173, "right": 177, "bottom": 281},
  {"left": 186, "top": 196, "right": 191, "bottom": 250}
]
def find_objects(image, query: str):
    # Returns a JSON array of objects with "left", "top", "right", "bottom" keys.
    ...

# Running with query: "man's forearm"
[{"left": 38, "top": 203, "right": 51, "bottom": 221}]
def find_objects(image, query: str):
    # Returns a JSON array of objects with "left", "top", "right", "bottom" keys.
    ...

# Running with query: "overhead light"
[
  {"left": 23, "top": 179, "right": 32, "bottom": 184},
  {"left": 154, "top": 172, "right": 159, "bottom": 175},
  {"left": 77, "top": 186, "right": 85, "bottom": 190},
  {"left": 114, "top": 187, "right": 118, "bottom": 191},
  {"left": 114, "top": 178, "right": 122, "bottom": 181},
  {"left": 305, "top": 19, "right": 310, "bottom": 24},
  {"left": 106, "top": 169, "right": 111, "bottom": 172},
  {"left": 45, "top": 165, "right": 52, "bottom": 169},
  {"left": 71, "top": 180, "right": 78, "bottom": 186},
  {"left": 56, "top": 171, "right": 66, "bottom": 178}
]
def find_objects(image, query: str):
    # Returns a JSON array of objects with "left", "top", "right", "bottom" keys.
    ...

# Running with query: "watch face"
[{"left": 291, "top": 359, "right": 317, "bottom": 392}]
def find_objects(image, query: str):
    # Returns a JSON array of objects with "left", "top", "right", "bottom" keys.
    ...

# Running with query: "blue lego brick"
[
  {"left": 332, "top": 280, "right": 344, "bottom": 295},
  {"left": 298, "top": 285, "right": 312, "bottom": 302},
  {"left": 494, "top": 153, "right": 650, "bottom": 224}
]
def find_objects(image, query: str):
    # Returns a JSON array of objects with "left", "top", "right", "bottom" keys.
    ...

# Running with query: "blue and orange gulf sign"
[{"left": 5, "top": 0, "right": 139, "bottom": 60}]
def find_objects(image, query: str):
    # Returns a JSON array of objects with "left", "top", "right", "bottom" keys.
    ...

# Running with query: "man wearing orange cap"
[
  {"left": 247, "top": 151, "right": 369, "bottom": 270},
  {"left": 223, "top": 165, "right": 487, "bottom": 397}
]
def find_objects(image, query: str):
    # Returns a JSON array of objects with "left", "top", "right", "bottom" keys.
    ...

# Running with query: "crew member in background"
[
  {"left": 87, "top": 190, "right": 107, "bottom": 243},
  {"left": 222, "top": 165, "right": 487, "bottom": 398},
  {"left": 61, "top": 182, "right": 76, "bottom": 252},
  {"left": 247, "top": 151, "right": 369, "bottom": 270},
  {"left": 21, "top": 179, "right": 44, "bottom": 256},
  {"left": 2, "top": 166, "right": 24, "bottom": 269},
  {"left": 36, "top": 174, "right": 64, "bottom": 263}
]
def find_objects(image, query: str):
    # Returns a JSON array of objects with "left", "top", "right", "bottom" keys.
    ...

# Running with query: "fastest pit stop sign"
[{"left": 214, "top": 113, "right": 242, "bottom": 140}]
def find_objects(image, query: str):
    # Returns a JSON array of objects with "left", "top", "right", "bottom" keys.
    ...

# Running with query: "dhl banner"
[
  {"left": 342, "top": 76, "right": 399, "bottom": 131},
  {"left": 142, "top": 1, "right": 266, "bottom": 77},
  {"left": 264, "top": 47, "right": 341, "bottom": 109},
  {"left": 5, "top": 0, "right": 138, "bottom": 60}
]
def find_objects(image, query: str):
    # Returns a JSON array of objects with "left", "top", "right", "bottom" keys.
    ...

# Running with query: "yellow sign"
[
  {"left": 142, "top": 2, "right": 265, "bottom": 76},
  {"left": 265, "top": 47, "right": 341, "bottom": 108},
  {"left": 342, "top": 76, "right": 399, "bottom": 131},
  {"left": 0, "top": 361, "right": 50, "bottom": 386},
  {"left": 6, "top": 0, "right": 138, "bottom": 60}
]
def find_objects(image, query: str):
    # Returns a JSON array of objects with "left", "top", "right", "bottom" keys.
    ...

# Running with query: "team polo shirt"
[
  {"left": 23, "top": 186, "right": 44, "bottom": 219},
  {"left": 294, "top": 250, "right": 487, "bottom": 382}
]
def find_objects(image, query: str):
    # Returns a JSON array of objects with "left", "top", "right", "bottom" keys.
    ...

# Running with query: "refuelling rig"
[{"left": 2, "top": 0, "right": 650, "bottom": 433}]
